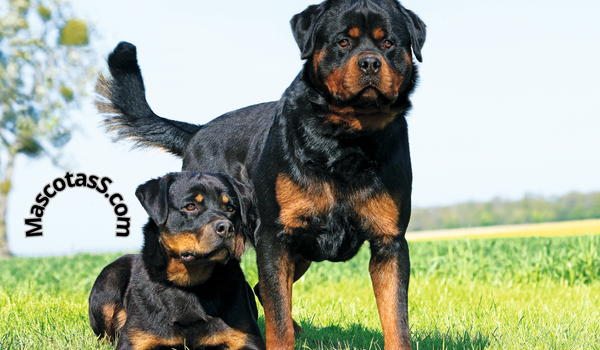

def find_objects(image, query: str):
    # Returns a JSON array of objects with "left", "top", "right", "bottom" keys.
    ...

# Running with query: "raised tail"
[{"left": 95, "top": 42, "right": 200, "bottom": 157}]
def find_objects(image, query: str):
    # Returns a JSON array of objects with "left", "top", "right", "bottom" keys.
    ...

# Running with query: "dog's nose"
[
  {"left": 214, "top": 220, "right": 233, "bottom": 236},
  {"left": 358, "top": 56, "right": 381, "bottom": 74}
]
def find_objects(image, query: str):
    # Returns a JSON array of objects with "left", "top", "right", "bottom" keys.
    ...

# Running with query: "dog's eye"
[
  {"left": 226, "top": 204, "right": 235, "bottom": 213},
  {"left": 383, "top": 40, "right": 394, "bottom": 49},
  {"left": 184, "top": 204, "right": 197, "bottom": 211},
  {"left": 339, "top": 39, "right": 350, "bottom": 48}
]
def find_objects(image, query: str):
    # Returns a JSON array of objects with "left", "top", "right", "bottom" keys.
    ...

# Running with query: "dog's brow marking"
[
  {"left": 349, "top": 27, "right": 361, "bottom": 37},
  {"left": 373, "top": 28, "right": 385, "bottom": 40},
  {"left": 222, "top": 195, "right": 229, "bottom": 203},
  {"left": 195, "top": 194, "right": 204, "bottom": 202}
]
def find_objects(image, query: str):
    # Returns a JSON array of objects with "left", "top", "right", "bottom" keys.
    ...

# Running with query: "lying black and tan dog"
[
  {"left": 88, "top": 172, "right": 265, "bottom": 350},
  {"left": 95, "top": 1, "right": 425, "bottom": 348}
]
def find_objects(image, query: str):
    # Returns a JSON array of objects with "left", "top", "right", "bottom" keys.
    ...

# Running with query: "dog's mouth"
[
  {"left": 359, "top": 87, "right": 381, "bottom": 103},
  {"left": 165, "top": 245, "right": 233, "bottom": 287},
  {"left": 337, "top": 82, "right": 399, "bottom": 111},
  {"left": 179, "top": 247, "right": 230, "bottom": 264},
  {"left": 335, "top": 86, "right": 396, "bottom": 113},
  {"left": 178, "top": 246, "right": 231, "bottom": 265}
]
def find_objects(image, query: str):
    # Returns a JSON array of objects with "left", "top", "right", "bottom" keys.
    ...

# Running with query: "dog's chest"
[{"left": 275, "top": 173, "right": 399, "bottom": 241}]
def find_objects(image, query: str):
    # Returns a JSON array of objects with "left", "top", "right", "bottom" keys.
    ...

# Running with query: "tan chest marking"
[
  {"left": 276, "top": 174, "right": 399, "bottom": 238},
  {"left": 275, "top": 174, "right": 335, "bottom": 234},
  {"left": 353, "top": 191, "right": 400, "bottom": 239}
]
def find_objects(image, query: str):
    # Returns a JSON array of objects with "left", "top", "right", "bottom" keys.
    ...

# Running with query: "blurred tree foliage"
[
  {"left": 0, "top": 0, "right": 96, "bottom": 257},
  {"left": 408, "top": 192, "right": 600, "bottom": 231}
]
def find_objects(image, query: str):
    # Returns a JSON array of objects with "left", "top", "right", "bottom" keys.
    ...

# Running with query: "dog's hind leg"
[{"left": 88, "top": 254, "right": 134, "bottom": 342}]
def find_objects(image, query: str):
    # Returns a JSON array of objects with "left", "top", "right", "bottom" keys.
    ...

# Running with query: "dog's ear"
[
  {"left": 135, "top": 175, "right": 171, "bottom": 226},
  {"left": 226, "top": 176, "right": 259, "bottom": 260},
  {"left": 290, "top": 3, "right": 327, "bottom": 60},
  {"left": 398, "top": 6, "right": 426, "bottom": 62}
]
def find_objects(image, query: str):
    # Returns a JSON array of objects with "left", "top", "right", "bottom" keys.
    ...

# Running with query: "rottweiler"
[
  {"left": 95, "top": 1, "right": 425, "bottom": 349},
  {"left": 88, "top": 172, "right": 265, "bottom": 350}
]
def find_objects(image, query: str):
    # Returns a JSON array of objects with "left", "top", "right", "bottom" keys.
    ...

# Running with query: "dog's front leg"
[
  {"left": 256, "top": 235, "right": 295, "bottom": 350},
  {"left": 369, "top": 236, "right": 412, "bottom": 350}
]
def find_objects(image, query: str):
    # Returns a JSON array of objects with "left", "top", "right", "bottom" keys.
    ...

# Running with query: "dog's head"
[
  {"left": 292, "top": 0, "right": 426, "bottom": 130},
  {"left": 136, "top": 172, "right": 255, "bottom": 286}
]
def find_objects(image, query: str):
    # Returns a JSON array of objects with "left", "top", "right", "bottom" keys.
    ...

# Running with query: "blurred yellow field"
[{"left": 406, "top": 218, "right": 600, "bottom": 241}]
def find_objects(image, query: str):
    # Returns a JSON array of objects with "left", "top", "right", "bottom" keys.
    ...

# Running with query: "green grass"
[{"left": 1, "top": 235, "right": 600, "bottom": 349}]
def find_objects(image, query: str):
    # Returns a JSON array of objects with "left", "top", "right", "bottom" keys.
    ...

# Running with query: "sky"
[{"left": 5, "top": 0, "right": 600, "bottom": 257}]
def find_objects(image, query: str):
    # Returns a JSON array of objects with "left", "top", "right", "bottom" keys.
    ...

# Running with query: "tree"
[{"left": 0, "top": 0, "right": 96, "bottom": 258}]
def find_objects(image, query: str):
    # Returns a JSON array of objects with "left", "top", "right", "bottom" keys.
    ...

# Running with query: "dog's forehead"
[
  {"left": 168, "top": 174, "right": 234, "bottom": 204},
  {"left": 190, "top": 189, "right": 234, "bottom": 205},
  {"left": 319, "top": 1, "right": 410, "bottom": 42}
]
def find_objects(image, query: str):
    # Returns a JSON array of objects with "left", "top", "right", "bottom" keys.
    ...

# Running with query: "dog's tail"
[{"left": 95, "top": 42, "right": 200, "bottom": 157}]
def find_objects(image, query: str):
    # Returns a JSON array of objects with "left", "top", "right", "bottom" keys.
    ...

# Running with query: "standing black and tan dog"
[
  {"left": 89, "top": 172, "right": 265, "bottom": 350},
  {"left": 95, "top": 1, "right": 425, "bottom": 349}
]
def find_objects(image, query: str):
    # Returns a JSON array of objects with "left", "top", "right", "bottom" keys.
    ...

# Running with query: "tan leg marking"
[
  {"left": 262, "top": 251, "right": 295, "bottom": 350},
  {"left": 129, "top": 329, "right": 183, "bottom": 350},
  {"left": 196, "top": 328, "right": 250, "bottom": 350}
]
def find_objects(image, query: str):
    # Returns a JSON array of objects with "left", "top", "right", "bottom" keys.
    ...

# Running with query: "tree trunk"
[{"left": 0, "top": 152, "right": 15, "bottom": 258}]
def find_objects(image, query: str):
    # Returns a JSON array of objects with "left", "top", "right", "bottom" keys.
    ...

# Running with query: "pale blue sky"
[{"left": 6, "top": 0, "right": 600, "bottom": 256}]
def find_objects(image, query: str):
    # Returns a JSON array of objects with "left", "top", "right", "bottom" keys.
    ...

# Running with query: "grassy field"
[
  {"left": 1, "top": 230, "right": 599, "bottom": 349},
  {"left": 406, "top": 218, "right": 600, "bottom": 241}
]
